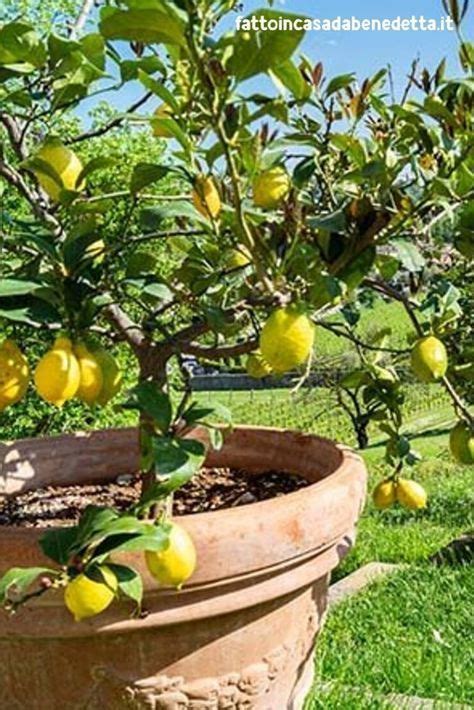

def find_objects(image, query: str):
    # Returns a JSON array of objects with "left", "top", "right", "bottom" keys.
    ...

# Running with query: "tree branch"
[
  {"left": 67, "top": 92, "right": 154, "bottom": 145},
  {"left": 103, "top": 302, "right": 149, "bottom": 356},
  {"left": 0, "top": 159, "right": 62, "bottom": 235},
  {"left": 0, "top": 113, "right": 27, "bottom": 161},
  {"left": 69, "top": 0, "right": 96, "bottom": 39}
]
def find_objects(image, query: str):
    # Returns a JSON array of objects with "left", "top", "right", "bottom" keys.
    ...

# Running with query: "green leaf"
[
  {"left": 309, "top": 210, "right": 346, "bottom": 232},
  {"left": 227, "top": 10, "right": 306, "bottom": 81},
  {"left": 99, "top": 6, "right": 185, "bottom": 45},
  {"left": 107, "top": 564, "right": 143, "bottom": 606},
  {"left": 92, "top": 526, "right": 168, "bottom": 560},
  {"left": 340, "top": 370, "right": 370, "bottom": 389},
  {"left": 121, "top": 56, "right": 165, "bottom": 82},
  {"left": 376, "top": 254, "right": 400, "bottom": 280},
  {"left": 0, "top": 23, "right": 46, "bottom": 68},
  {"left": 77, "top": 156, "right": 117, "bottom": 185},
  {"left": 0, "top": 567, "right": 54, "bottom": 604},
  {"left": 0, "top": 299, "right": 61, "bottom": 326},
  {"left": 123, "top": 382, "right": 173, "bottom": 433},
  {"left": 269, "top": 60, "right": 311, "bottom": 100},
  {"left": 140, "top": 202, "right": 208, "bottom": 229},
  {"left": 137, "top": 69, "right": 178, "bottom": 111},
  {"left": 137, "top": 438, "right": 205, "bottom": 509},
  {"left": 40, "top": 527, "right": 79, "bottom": 566},
  {"left": 182, "top": 403, "right": 216, "bottom": 425},
  {"left": 423, "top": 97, "right": 458, "bottom": 129},
  {"left": 80, "top": 34, "right": 106, "bottom": 71},
  {"left": 72, "top": 506, "right": 120, "bottom": 553},
  {"left": 0, "top": 279, "right": 44, "bottom": 297},
  {"left": 130, "top": 163, "right": 172, "bottom": 194},
  {"left": 325, "top": 73, "right": 355, "bottom": 96},
  {"left": 153, "top": 436, "right": 205, "bottom": 477},
  {"left": 339, "top": 247, "right": 376, "bottom": 290},
  {"left": 392, "top": 238, "right": 425, "bottom": 273}
]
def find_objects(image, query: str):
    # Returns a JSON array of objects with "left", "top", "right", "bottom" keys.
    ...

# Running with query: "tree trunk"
[{"left": 355, "top": 421, "right": 369, "bottom": 450}]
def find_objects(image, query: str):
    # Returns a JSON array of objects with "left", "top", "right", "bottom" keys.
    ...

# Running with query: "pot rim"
[
  {"left": 1, "top": 424, "right": 358, "bottom": 528},
  {"left": 0, "top": 426, "right": 367, "bottom": 637}
]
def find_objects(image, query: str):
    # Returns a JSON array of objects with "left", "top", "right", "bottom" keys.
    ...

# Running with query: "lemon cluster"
[
  {"left": 34, "top": 337, "right": 122, "bottom": 408},
  {"left": 64, "top": 523, "right": 196, "bottom": 622},
  {"left": 373, "top": 478, "right": 427, "bottom": 510}
]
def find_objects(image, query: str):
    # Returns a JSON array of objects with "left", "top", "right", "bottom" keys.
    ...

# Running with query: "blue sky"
[{"left": 80, "top": 0, "right": 472, "bottom": 120}]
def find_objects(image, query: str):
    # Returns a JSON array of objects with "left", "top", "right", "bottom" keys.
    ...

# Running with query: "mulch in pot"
[{"left": 0, "top": 468, "right": 309, "bottom": 528}]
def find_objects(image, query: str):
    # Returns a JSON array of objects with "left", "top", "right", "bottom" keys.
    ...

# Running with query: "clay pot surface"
[{"left": 0, "top": 426, "right": 367, "bottom": 709}]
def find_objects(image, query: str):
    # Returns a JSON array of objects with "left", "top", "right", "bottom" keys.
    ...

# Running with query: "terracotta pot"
[{"left": 0, "top": 426, "right": 366, "bottom": 709}]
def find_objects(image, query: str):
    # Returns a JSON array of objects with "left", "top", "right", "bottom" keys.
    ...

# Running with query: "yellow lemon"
[
  {"left": 253, "top": 167, "right": 291, "bottom": 209},
  {"left": 34, "top": 141, "right": 85, "bottom": 201},
  {"left": 227, "top": 246, "right": 252, "bottom": 270},
  {"left": 449, "top": 421, "right": 474, "bottom": 465},
  {"left": 259, "top": 306, "right": 315, "bottom": 375},
  {"left": 372, "top": 479, "right": 397, "bottom": 509},
  {"left": 246, "top": 352, "right": 272, "bottom": 379},
  {"left": 64, "top": 567, "right": 118, "bottom": 622},
  {"left": 151, "top": 103, "right": 174, "bottom": 138},
  {"left": 0, "top": 340, "right": 29, "bottom": 411},
  {"left": 91, "top": 347, "right": 123, "bottom": 407},
  {"left": 34, "top": 337, "right": 81, "bottom": 406},
  {"left": 410, "top": 336, "right": 448, "bottom": 383},
  {"left": 192, "top": 175, "right": 221, "bottom": 220},
  {"left": 396, "top": 479, "right": 427, "bottom": 510},
  {"left": 145, "top": 523, "right": 197, "bottom": 588},
  {"left": 74, "top": 343, "right": 104, "bottom": 406}
]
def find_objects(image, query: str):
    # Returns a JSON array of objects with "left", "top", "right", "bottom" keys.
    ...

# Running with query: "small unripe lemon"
[
  {"left": 151, "top": 103, "right": 174, "bottom": 138},
  {"left": 259, "top": 306, "right": 315, "bottom": 375},
  {"left": 396, "top": 479, "right": 427, "bottom": 510},
  {"left": 64, "top": 567, "right": 118, "bottom": 622},
  {"left": 34, "top": 337, "right": 81, "bottom": 406},
  {"left": 372, "top": 479, "right": 397, "bottom": 509},
  {"left": 253, "top": 167, "right": 291, "bottom": 209},
  {"left": 74, "top": 343, "right": 104, "bottom": 406},
  {"left": 410, "top": 336, "right": 448, "bottom": 383},
  {"left": 90, "top": 347, "right": 123, "bottom": 407},
  {"left": 246, "top": 352, "right": 272, "bottom": 379},
  {"left": 192, "top": 175, "right": 221, "bottom": 220},
  {"left": 449, "top": 421, "right": 474, "bottom": 465},
  {"left": 145, "top": 523, "right": 197, "bottom": 588},
  {"left": 34, "top": 141, "right": 85, "bottom": 201},
  {"left": 0, "top": 340, "right": 29, "bottom": 411}
]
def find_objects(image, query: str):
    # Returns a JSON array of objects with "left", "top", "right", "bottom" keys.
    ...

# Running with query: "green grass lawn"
[{"left": 308, "top": 565, "right": 474, "bottom": 708}]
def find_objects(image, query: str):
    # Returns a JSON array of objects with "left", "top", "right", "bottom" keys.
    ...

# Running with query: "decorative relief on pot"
[{"left": 95, "top": 644, "right": 290, "bottom": 709}]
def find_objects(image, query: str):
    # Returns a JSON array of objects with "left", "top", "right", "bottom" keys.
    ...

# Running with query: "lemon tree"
[{"left": 0, "top": 0, "right": 473, "bottom": 618}]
